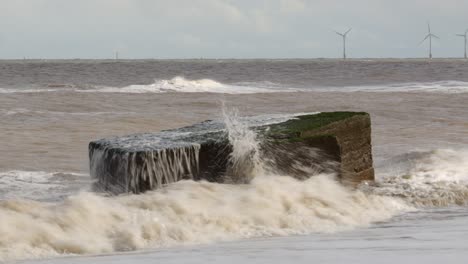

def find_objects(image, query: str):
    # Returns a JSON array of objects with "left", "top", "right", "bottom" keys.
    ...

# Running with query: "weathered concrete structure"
[
  {"left": 263, "top": 112, "right": 374, "bottom": 185},
  {"left": 89, "top": 112, "right": 374, "bottom": 194}
]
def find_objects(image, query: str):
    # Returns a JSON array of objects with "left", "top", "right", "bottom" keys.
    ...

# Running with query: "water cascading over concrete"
[{"left": 89, "top": 112, "right": 374, "bottom": 194}]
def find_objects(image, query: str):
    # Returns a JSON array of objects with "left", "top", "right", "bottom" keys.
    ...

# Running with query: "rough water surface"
[{"left": 0, "top": 59, "right": 467, "bottom": 263}]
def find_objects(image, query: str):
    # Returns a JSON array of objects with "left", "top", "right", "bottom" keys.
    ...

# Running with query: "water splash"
[
  {"left": 222, "top": 106, "right": 263, "bottom": 183},
  {"left": 360, "top": 149, "right": 468, "bottom": 207},
  {"left": 88, "top": 109, "right": 320, "bottom": 193},
  {"left": 0, "top": 175, "right": 409, "bottom": 262}
]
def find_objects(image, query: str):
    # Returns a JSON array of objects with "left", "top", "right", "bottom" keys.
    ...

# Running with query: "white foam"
[
  {"left": 1, "top": 108, "right": 137, "bottom": 117},
  {"left": 329, "top": 81, "right": 468, "bottom": 93},
  {"left": 361, "top": 149, "right": 468, "bottom": 207},
  {"left": 406, "top": 149, "right": 468, "bottom": 183},
  {"left": 0, "top": 174, "right": 409, "bottom": 261},
  {"left": 0, "top": 88, "right": 61, "bottom": 93},
  {"left": 3, "top": 80, "right": 468, "bottom": 94},
  {"left": 120, "top": 79, "right": 468, "bottom": 94},
  {"left": 80, "top": 77, "right": 295, "bottom": 94},
  {"left": 0, "top": 108, "right": 410, "bottom": 261}
]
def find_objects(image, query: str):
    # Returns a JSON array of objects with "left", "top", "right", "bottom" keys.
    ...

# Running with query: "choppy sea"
[{"left": 1, "top": 59, "right": 467, "bottom": 263}]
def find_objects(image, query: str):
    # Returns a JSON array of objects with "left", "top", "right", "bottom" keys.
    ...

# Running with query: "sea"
[{"left": 0, "top": 59, "right": 467, "bottom": 263}]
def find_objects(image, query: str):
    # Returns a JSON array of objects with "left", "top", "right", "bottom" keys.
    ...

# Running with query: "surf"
[{"left": 0, "top": 110, "right": 411, "bottom": 261}]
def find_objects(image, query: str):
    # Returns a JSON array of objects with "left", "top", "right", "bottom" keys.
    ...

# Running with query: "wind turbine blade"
[
  {"left": 344, "top": 28, "right": 352, "bottom": 35},
  {"left": 419, "top": 34, "right": 430, "bottom": 45},
  {"left": 334, "top": 31, "right": 344, "bottom": 36},
  {"left": 431, "top": 34, "right": 440, "bottom": 39},
  {"left": 456, "top": 34, "right": 465, "bottom": 37},
  {"left": 427, "top": 23, "right": 431, "bottom": 33}
]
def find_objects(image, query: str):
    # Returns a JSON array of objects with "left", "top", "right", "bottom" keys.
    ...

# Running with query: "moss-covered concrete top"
[{"left": 265, "top": 112, "right": 368, "bottom": 140}]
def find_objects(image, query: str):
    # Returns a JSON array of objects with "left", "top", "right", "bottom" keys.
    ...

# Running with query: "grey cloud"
[{"left": 1, "top": 0, "right": 468, "bottom": 59}]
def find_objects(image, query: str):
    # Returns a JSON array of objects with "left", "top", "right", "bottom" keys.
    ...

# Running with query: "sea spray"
[
  {"left": 0, "top": 175, "right": 409, "bottom": 261},
  {"left": 8, "top": 112, "right": 468, "bottom": 261},
  {"left": 0, "top": 109, "right": 414, "bottom": 261},
  {"left": 88, "top": 109, "right": 326, "bottom": 193},
  {"left": 222, "top": 106, "right": 263, "bottom": 183},
  {"left": 220, "top": 106, "right": 339, "bottom": 183},
  {"left": 360, "top": 149, "right": 468, "bottom": 207}
]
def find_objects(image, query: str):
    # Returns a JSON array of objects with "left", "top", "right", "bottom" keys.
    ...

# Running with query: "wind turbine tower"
[
  {"left": 420, "top": 23, "right": 439, "bottom": 59},
  {"left": 335, "top": 28, "right": 352, "bottom": 60},
  {"left": 456, "top": 29, "right": 468, "bottom": 59}
]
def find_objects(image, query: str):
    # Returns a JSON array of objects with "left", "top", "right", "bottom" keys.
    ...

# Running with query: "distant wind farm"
[{"left": 334, "top": 23, "right": 468, "bottom": 60}]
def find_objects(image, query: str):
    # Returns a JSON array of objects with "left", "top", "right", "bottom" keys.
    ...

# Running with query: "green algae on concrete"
[
  {"left": 265, "top": 112, "right": 368, "bottom": 143},
  {"left": 263, "top": 111, "right": 374, "bottom": 185}
]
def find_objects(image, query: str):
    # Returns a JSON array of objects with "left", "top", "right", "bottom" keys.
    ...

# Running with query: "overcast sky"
[{"left": 1, "top": 0, "right": 468, "bottom": 59}]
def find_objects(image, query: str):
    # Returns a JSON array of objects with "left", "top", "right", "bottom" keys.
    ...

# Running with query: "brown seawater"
[{"left": 1, "top": 59, "right": 468, "bottom": 262}]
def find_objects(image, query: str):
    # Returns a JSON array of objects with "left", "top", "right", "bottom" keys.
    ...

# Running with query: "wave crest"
[
  {"left": 361, "top": 149, "right": 468, "bottom": 207},
  {"left": 0, "top": 175, "right": 408, "bottom": 261},
  {"left": 86, "top": 77, "right": 287, "bottom": 94},
  {"left": 337, "top": 81, "right": 468, "bottom": 93}
]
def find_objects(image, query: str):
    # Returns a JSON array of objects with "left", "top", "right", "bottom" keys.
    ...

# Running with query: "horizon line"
[{"left": 1, "top": 57, "right": 468, "bottom": 61}]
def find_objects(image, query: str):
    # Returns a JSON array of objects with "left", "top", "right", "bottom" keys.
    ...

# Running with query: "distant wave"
[
  {"left": 0, "top": 171, "right": 91, "bottom": 202},
  {"left": 78, "top": 76, "right": 297, "bottom": 94},
  {"left": 78, "top": 80, "right": 468, "bottom": 94},
  {"left": 330, "top": 80, "right": 468, "bottom": 93},
  {"left": 0, "top": 88, "right": 62, "bottom": 93},
  {"left": 1, "top": 108, "right": 137, "bottom": 117},
  {"left": 2, "top": 79, "right": 468, "bottom": 94}
]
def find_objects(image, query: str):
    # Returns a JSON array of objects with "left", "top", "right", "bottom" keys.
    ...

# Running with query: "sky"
[{"left": 1, "top": 0, "right": 468, "bottom": 59}]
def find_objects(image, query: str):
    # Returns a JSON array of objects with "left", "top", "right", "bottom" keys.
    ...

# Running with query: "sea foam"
[
  {"left": 2, "top": 112, "right": 466, "bottom": 261},
  {"left": 329, "top": 81, "right": 468, "bottom": 93},
  {"left": 0, "top": 174, "right": 409, "bottom": 261},
  {"left": 0, "top": 110, "right": 409, "bottom": 261},
  {"left": 2, "top": 79, "right": 468, "bottom": 94},
  {"left": 83, "top": 77, "right": 292, "bottom": 94},
  {"left": 361, "top": 149, "right": 468, "bottom": 207}
]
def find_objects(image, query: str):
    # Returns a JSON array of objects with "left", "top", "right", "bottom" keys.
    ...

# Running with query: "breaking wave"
[
  {"left": 0, "top": 174, "right": 408, "bottom": 261},
  {"left": 329, "top": 81, "right": 468, "bottom": 93},
  {"left": 2, "top": 80, "right": 468, "bottom": 94},
  {"left": 0, "top": 78, "right": 287, "bottom": 94},
  {"left": 81, "top": 77, "right": 296, "bottom": 94},
  {"left": 76, "top": 80, "right": 468, "bottom": 94},
  {"left": 0, "top": 110, "right": 410, "bottom": 261},
  {"left": 3, "top": 147, "right": 468, "bottom": 261},
  {"left": 1, "top": 111, "right": 467, "bottom": 261},
  {"left": 361, "top": 149, "right": 468, "bottom": 207},
  {"left": 0, "top": 88, "right": 63, "bottom": 93}
]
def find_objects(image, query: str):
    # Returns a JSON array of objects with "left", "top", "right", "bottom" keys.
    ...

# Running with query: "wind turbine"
[
  {"left": 419, "top": 23, "right": 439, "bottom": 59},
  {"left": 456, "top": 29, "right": 468, "bottom": 59},
  {"left": 334, "top": 28, "right": 352, "bottom": 60}
]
